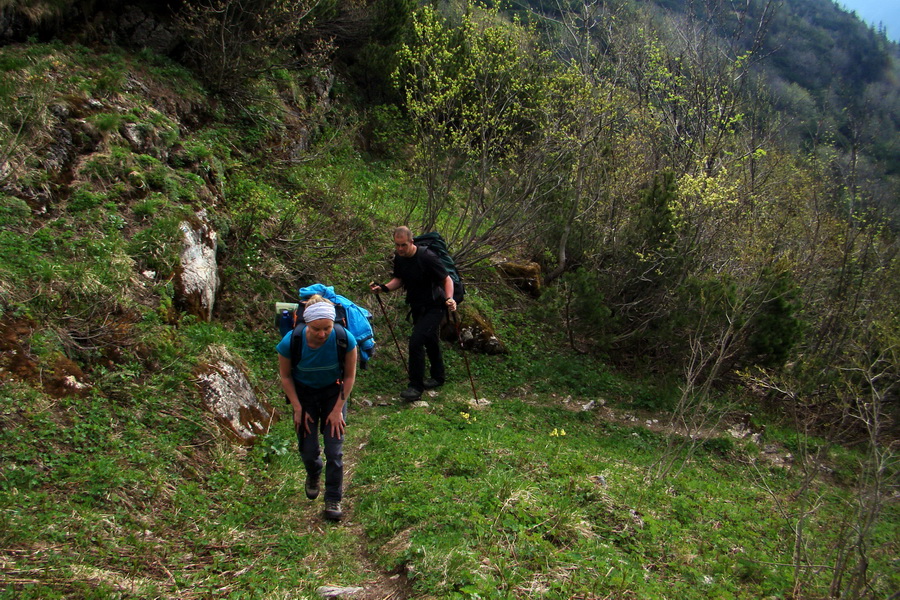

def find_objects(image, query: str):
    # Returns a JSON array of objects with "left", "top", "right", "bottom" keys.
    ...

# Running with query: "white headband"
[{"left": 304, "top": 302, "right": 335, "bottom": 323}]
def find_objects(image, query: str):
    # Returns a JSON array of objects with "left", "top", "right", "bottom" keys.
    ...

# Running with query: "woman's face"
[{"left": 306, "top": 319, "right": 334, "bottom": 344}]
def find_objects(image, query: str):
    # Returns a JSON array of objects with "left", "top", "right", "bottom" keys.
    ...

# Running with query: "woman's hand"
[
  {"left": 325, "top": 408, "right": 345, "bottom": 439},
  {"left": 293, "top": 407, "right": 314, "bottom": 435}
]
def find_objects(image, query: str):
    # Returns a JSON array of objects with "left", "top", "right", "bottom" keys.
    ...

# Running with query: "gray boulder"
[
  {"left": 175, "top": 209, "right": 219, "bottom": 321},
  {"left": 196, "top": 358, "right": 274, "bottom": 445}
]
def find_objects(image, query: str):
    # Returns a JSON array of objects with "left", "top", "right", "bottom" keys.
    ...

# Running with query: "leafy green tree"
[
  {"left": 746, "top": 268, "right": 803, "bottom": 367},
  {"left": 395, "top": 1, "right": 558, "bottom": 267},
  {"left": 595, "top": 172, "right": 684, "bottom": 357},
  {"left": 348, "top": 0, "right": 415, "bottom": 104},
  {"left": 532, "top": 0, "right": 636, "bottom": 284}
]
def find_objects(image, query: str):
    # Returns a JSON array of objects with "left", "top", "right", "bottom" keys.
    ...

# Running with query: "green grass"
[
  {"left": 0, "top": 40, "right": 897, "bottom": 600},
  {"left": 346, "top": 387, "right": 897, "bottom": 599}
]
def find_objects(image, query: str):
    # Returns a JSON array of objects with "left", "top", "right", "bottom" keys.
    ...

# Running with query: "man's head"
[{"left": 393, "top": 226, "right": 416, "bottom": 258}]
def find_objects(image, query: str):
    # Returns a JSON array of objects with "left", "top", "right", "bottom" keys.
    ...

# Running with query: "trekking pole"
[
  {"left": 452, "top": 310, "right": 479, "bottom": 402},
  {"left": 371, "top": 284, "right": 409, "bottom": 375}
]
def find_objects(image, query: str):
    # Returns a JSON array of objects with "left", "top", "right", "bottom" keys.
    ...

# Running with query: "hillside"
[{"left": 1, "top": 1, "right": 899, "bottom": 599}]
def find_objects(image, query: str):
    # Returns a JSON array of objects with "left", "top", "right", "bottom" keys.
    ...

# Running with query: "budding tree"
[{"left": 395, "top": 2, "right": 562, "bottom": 267}]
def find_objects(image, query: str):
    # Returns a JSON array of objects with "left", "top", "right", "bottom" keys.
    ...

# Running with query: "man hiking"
[{"left": 370, "top": 226, "right": 457, "bottom": 400}]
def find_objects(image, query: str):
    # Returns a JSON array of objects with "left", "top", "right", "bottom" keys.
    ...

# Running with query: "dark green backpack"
[{"left": 414, "top": 231, "right": 465, "bottom": 304}]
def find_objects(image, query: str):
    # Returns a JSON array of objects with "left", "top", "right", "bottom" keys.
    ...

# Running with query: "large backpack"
[
  {"left": 414, "top": 231, "right": 465, "bottom": 304},
  {"left": 293, "top": 284, "right": 375, "bottom": 369}
]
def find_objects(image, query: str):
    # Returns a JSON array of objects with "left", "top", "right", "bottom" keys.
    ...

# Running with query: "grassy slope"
[{"left": 0, "top": 43, "right": 897, "bottom": 599}]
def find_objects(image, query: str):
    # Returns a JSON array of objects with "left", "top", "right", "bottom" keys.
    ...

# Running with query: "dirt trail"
[{"left": 295, "top": 419, "right": 413, "bottom": 600}]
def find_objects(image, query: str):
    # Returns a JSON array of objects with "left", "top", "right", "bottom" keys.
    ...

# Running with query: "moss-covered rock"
[
  {"left": 441, "top": 303, "right": 506, "bottom": 355},
  {"left": 497, "top": 261, "right": 542, "bottom": 297}
]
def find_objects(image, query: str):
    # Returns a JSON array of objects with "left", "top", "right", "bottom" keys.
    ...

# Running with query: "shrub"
[
  {"left": 366, "top": 104, "right": 412, "bottom": 158},
  {"left": 68, "top": 186, "right": 105, "bottom": 211},
  {"left": 176, "top": 0, "right": 318, "bottom": 99},
  {"left": 746, "top": 268, "right": 803, "bottom": 367},
  {"left": 543, "top": 268, "right": 614, "bottom": 353}
]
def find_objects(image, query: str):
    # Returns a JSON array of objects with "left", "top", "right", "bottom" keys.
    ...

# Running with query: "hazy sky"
[{"left": 836, "top": 0, "right": 900, "bottom": 42}]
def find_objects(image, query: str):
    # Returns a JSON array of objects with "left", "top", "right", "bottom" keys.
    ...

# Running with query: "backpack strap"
[
  {"left": 414, "top": 246, "right": 446, "bottom": 302},
  {"left": 289, "top": 323, "right": 348, "bottom": 377},
  {"left": 289, "top": 323, "right": 305, "bottom": 371},
  {"left": 334, "top": 323, "right": 348, "bottom": 377}
]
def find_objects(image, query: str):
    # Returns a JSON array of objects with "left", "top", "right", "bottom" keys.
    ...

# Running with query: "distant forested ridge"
[
  {"left": 705, "top": 0, "right": 899, "bottom": 214},
  {"left": 517, "top": 0, "right": 900, "bottom": 222}
]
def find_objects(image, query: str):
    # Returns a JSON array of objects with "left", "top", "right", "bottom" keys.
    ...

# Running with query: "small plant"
[
  {"left": 91, "top": 112, "right": 124, "bottom": 134},
  {"left": 133, "top": 192, "right": 167, "bottom": 219},
  {"left": 701, "top": 435, "right": 735, "bottom": 456},
  {"left": 257, "top": 434, "right": 292, "bottom": 464},
  {"left": 127, "top": 214, "right": 184, "bottom": 276},
  {"left": 67, "top": 186, "right": 105, "bottom": 211}
]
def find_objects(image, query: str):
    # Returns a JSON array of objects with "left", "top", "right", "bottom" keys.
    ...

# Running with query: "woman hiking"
[{"left": 276, "top": 295, "right": 357, "bottom": 521}]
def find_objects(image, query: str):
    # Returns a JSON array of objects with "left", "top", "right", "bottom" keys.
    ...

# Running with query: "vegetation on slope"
[{"left": 0, "top": 0, "right": 898, "bottom": 598}]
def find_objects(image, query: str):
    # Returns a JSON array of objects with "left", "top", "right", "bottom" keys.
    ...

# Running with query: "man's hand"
[
  {"left": 446, "top": 298, "right": 457, "bottom": 312},
  {"left": 369, "top": 281, "right": 388, "bottom": 294}
]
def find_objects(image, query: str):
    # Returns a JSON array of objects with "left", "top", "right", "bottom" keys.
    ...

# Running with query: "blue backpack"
[{"left": 283, "top": 284, "right": 375, "bottom": 369}]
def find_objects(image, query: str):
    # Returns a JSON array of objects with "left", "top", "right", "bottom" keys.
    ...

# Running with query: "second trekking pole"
[
  {"left": 372, "top": 284, "right": 408, "bottom": 375},
  {"left": 452, "top": 311, "right": 479, "bottom": 402}
]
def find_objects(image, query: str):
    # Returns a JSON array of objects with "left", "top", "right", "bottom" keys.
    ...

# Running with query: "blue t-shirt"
[{"left": 276, "top": 326, "right": 357, "bottom": 389}]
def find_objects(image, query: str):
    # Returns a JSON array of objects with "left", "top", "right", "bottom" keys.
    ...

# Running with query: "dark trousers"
[
  {"left": 408, "top": 305, "right": 446, "bottom": 391},
  {"left": 294, "top": 381, "right": 344, "bottom": 502}
]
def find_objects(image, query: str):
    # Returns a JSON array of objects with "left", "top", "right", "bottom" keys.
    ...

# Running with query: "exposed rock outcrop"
[
  {"left": 42, "top": 126, "right": 76, "bottom": 174},
  {"left": 196, "top": 358, "right": 274, "bottom": 445},
  {"left": 174, "top": 209, "right": 219, "bottom": 321},
  {"left": 110, "top": 6, "right": 180, "bottom": 55},
  {"left": 317, "top": 585, "right": 364, "bottom": 598},
  {"left": 0, "top": 8, "right": 31, "bottom": 43}
]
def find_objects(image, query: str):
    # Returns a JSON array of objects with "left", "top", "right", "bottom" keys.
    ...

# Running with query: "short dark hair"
[{"left": 393, "top": 226, "right": 412, "bottom": 241}]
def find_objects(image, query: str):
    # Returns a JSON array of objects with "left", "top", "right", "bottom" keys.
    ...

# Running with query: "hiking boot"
[
  {"left": 305, "top": 473, "right": 320, "bottom": 500},
  {"left": 423, "top": 378, "right": 443, "bottom": 390},
  {"left": 324, "top": 500, "right": 343, "bottom": 521},
  {"left": 400, "top": 387, "right": 422, "bottom": 401}
]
